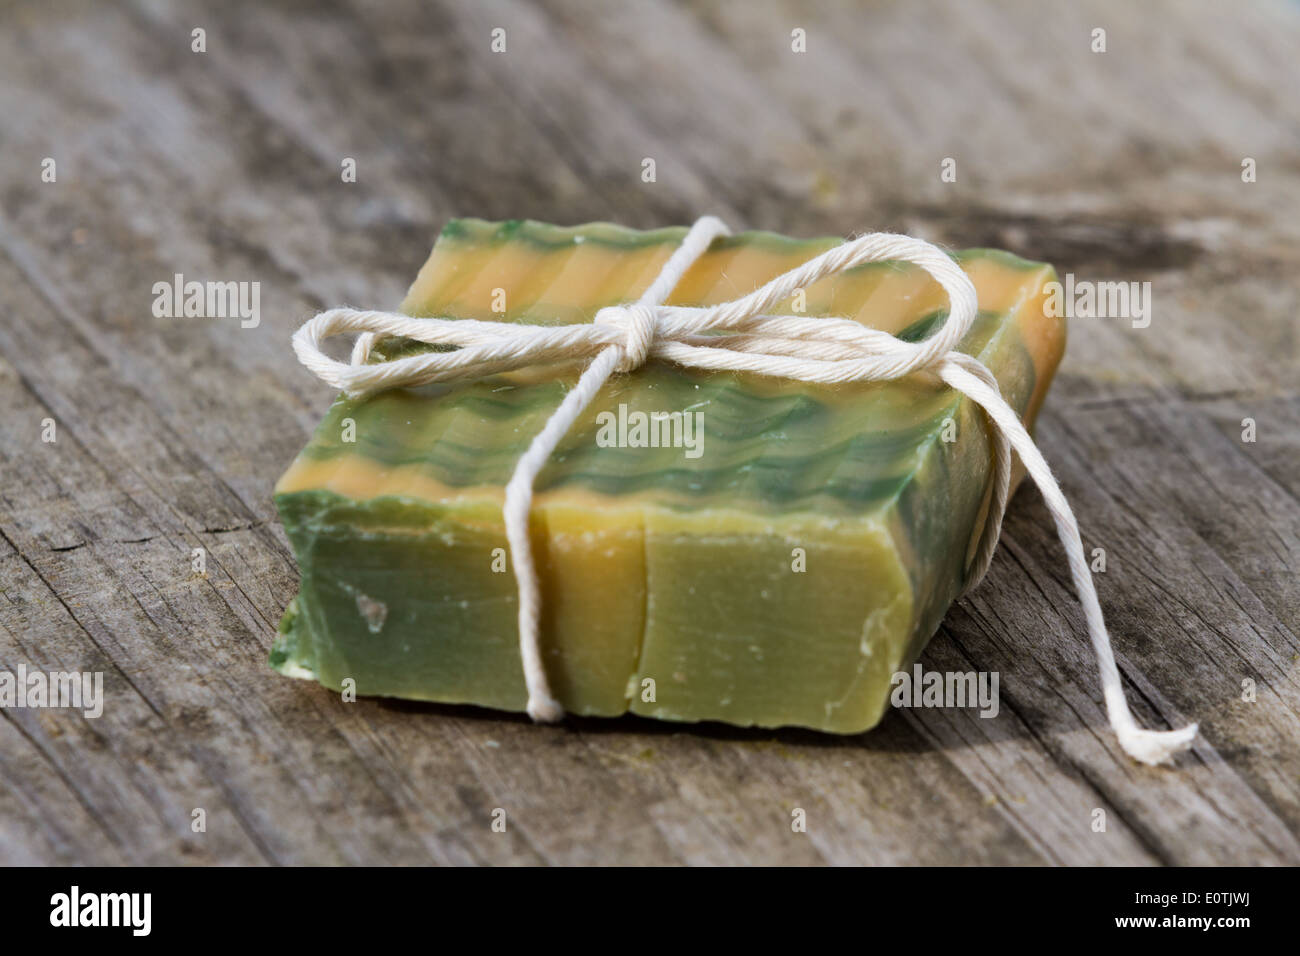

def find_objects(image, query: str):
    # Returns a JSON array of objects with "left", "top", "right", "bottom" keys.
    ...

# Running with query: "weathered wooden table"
[{"left": 1, "top": 0, "right": 1296, "bottom": 865}]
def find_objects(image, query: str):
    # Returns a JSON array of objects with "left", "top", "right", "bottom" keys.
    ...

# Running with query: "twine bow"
[{"left": 294, "top": 216, "right": 1198, "bottom": 766}]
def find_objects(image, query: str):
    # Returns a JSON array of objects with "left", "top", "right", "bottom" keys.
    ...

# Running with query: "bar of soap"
[{"left": 272, "top": 220, "right": 1064, "bottom": 732}]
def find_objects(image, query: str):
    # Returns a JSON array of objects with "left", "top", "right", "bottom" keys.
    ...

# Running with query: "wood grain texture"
[{"left": 0, "top": 0, "right": 1296, "bottom": 865}]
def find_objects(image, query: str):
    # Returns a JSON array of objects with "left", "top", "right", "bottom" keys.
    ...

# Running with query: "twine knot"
[
  {"left": 293, "top": 216, "right": 1200, "bottom": 766},
  {"left": 594, "top": 303, "right": 657, "bottom": 372}
]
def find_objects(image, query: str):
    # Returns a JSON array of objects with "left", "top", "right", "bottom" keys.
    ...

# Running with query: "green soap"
[{"left": 272, "top": 220, "right": 1065, "bottom": 732}]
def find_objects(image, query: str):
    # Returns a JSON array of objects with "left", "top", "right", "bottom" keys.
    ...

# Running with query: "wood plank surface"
[{"left": 0, "top": 0, "right": 1296, "bottom": 865}]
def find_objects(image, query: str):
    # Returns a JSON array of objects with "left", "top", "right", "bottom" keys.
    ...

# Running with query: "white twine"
[{"left": 293, "top": 216, "right": 1198, "bottom": 766}]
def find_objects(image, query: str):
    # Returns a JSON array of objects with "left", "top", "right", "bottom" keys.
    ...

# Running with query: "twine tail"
[
  {"left": 503, "top": 347, "right": 623, "bottom": 722},
  {"left": 939, "top": 356, "right": 1197, "bottom": 766}
]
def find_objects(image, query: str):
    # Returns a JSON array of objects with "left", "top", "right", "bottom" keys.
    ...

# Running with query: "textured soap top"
[{"left": 277, "top": 220, "right": 1063, "bottom": 521}]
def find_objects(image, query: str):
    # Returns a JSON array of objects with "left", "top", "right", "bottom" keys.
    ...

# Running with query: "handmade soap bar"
[{"left": 272, "top": 220, "right": 1064, "bottom": 733}]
